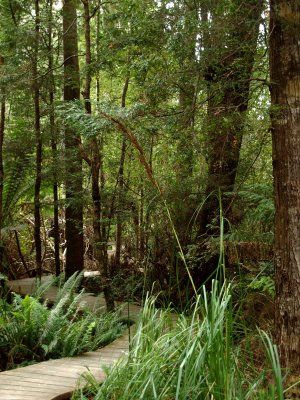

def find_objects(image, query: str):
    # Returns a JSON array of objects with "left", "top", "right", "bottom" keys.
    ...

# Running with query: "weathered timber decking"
[
  {"left": 6, "top": 276, "right": 142, "bottom": 317},
  {"left": 0, "top": 276, "right": 141, "bottom": 400},
  {"left": 0, "top": 332, "right": 131, "bottom": 400}
]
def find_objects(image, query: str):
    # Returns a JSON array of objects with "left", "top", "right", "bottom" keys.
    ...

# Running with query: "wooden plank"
[
  {"left": 0, "top": 374, "right": 77, "bottom": 387},
  {"left": 0, "top": 385, "right": 67, "bottom": 394},
  {"left": 0, "top": 355, "right": 110, "bottom": 399},
  {"left": 0, "top": 388, "right": 72, "bottom": 396},
  {"left": 0, "top": 394, "right": 61, "bottom": 400}
]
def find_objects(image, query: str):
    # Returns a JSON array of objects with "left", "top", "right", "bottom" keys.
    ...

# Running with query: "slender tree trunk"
[
  {"left": 82, "top": 0, "right": 114, "bottom": 310},
  {"left": 0, "top": 56, "right": 5, "bottom": 273},
  {"left": 270, "top": 0, "right": 300, "bottom": 370},
  {"left": 63, "top": 0, "right": 84, "bottom": 277},
  {"left": 82, "top": 0, "right": 91, "bottom": 114},
  {"left": 91, "top": 144, "right": 114, "bottom": 311},
  {"left": 48, "top": 0, "right": 60, "bottom": 277},
  {"left": 98, "top": 137, "right": 114, "bottom": 307},
  {"left": 144, "top": 135, "right": 154, "bottom": 252},
  {"left": 115, "top": 137, "right": 126, "bottom": 268},
  {"left": 139, "top": 185, "right": 145, "bottom": 259},
  {"left": 115, "top": 76, "right": 129, "bottom": 269},
  {"left": 33, "top": 0, "right": 42, "bottom": 279},
  {"left": 14, "top": 230, "right": 29, "bottom": 276}
]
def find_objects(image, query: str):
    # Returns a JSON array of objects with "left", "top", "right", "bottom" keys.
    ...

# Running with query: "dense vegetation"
[
  {"left": 0, "top": 0, "right": 274, "bottom": 305},
  {"left": 0, "top": 0, "right": 300, "bottom": 396},
  {"left": 73, "top": 283, "right": 286, "bottom": 400},
  {"left": 0, "top": 273, "right": 127, "bottom": 371}
]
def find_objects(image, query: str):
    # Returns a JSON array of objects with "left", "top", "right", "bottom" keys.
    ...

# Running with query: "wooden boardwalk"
[
  {"left": 7, "top": 275, "right": 141, "bottom": 316},
  {"left": 0, "top": 333, "right": 131, "bottom": 400},
  {"left": 0, "top": 276, "right": 141, "bottom": 400}
]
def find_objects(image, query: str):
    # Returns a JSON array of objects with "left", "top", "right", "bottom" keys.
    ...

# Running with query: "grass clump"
[
  {"left": 73, "top": 280, "right": 285, "bottom": 400},
  {"left": 0, "top": 273, "right": 126, "bottom": 370}
]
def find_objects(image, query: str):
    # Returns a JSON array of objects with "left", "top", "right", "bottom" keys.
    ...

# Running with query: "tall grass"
[
  {"left": 71, "top": 192, "right": 286, "bottom": 400},
  {"left": 73, "top": 280, "right": 285, "bottom": 400}
]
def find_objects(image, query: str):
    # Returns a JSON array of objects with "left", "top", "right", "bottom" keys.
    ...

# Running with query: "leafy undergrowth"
[
  {"left": 72, "top": 280, "right": 291, "bottom": 400},
  {"left": 0, "top": 273, "right": 127, "bottom": 371}
]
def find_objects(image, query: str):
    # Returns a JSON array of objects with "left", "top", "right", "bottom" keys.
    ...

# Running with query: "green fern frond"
[
  {"left": 55, "top": 272, "right": 84, "bottom": 304},
  {"left": 2, "top": 155, "right": 33, "bottom": 226},
  {"left": 40, "top": 294, "right": 70, "bottom": 344},
  {"left": 34, "top": 275, "right": 57, "bottom": 299}
]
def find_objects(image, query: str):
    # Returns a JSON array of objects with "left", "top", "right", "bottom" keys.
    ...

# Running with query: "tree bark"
[
  {"left": 63, "top": 0, "right": 84, "bottom": 277},
  {"left": 0, "top": 56, "right": 5, "bottom": 273},
  {"left": 115, "top": 137, "right": 126, "bottom": 268},
  {"left": 173, "top": 0, "right": 199, "bottom": 246},
  {"left": 33, "top": 0, "right": 42, "bottom": 279},
  {"left": 14, "top": 230, "right": 30, "bottom": 276},
  {"left": 115, "top": 76, "right": 129, "bottom": 270},
  {"left": 198, "top": 0, "right": 263, "bottom": 237},
  {"left": 48, "top": 0, "right": 60, "bottom": 276},
  {"left": 82, "top": 0, "right": 114, "bottom": 311},
  {"left": 270, "top": 0, "right": 300, "bottom": 370}
]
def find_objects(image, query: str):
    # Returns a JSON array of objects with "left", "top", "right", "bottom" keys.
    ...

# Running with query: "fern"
[
  {"left": 2, "top": 154, "right": 33, "bottom": 228},
  {"left": 55, "top": 271, "right": 84, "bottom": 304},
  {"left": 61, "top": 317, "right": 94, "bottom": 357},
  {"left": 249, "top": 275, "right": 275, "bottom": 298},
  {"left": 226, "top": 183, "right": 274, "bottom": 243},
  {"left": 34, "top": 275, "right": 57, "bottom": 299},
  {"left": 0, "top": 273, "right": 8, "bottom": 281},
  {"left": 238, "top": 183, "right": 274, "bottom": 230},
  {"left": 0, "top": 274, "right": 126, "bottom": 369}
]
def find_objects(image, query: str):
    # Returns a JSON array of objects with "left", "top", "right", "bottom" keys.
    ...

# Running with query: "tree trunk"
[
  {"left": 173, "top": 0, "right": 199, "bottom": 246},
  {"left": 82, "top": 0, "right": 114, "bottom": 311},
  {"left": 115, "top": 137, "right": 126, "bottom": 269},
  {"left": 33, "top": 0, "right": 42, "bottom": 279},
  {"left": 48, "top": 0, "right": 60, "bottom": 277},
  {"left": 115, "top": 76, "right": 129, "bottom": 270},
  {"left": 0, "top": 56, "right": 5, "bottom": 273},
  {"left": 270, "top": 0, "right": 300, "bottom": 370},
  {"left": 63, "top": 0, "right": 84, "bottom": 277},
  {"left": 198, "top": 0, "right": 263, "bottom": 237},
  {"left": 91, "top": 144, "right": 114, "bottom": 311}
]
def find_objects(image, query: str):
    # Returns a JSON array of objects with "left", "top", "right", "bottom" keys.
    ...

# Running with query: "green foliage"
[
  {"left": 72, "top": 282, "right": 285, "bottom": 400},
  {"left": 249, "top": 275, "right": 275, "bottom": 299},
  {"left": 239, "top": 184, "right": 274, "bottom": 228},
  {"left": 229, "top": 183, "right": 274, "bottom": 243},
  {"left": 0, "top": 0, "right": 273, "bottom": 287},
  {"left": 0, "top": 273, "right": 8, "bottom": 281},
  {"left": 0, "top": 274, "right": 126, "bottom": 370},
  {"left": 1, "top": 154, "right": 34, "bottom": 227}
]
